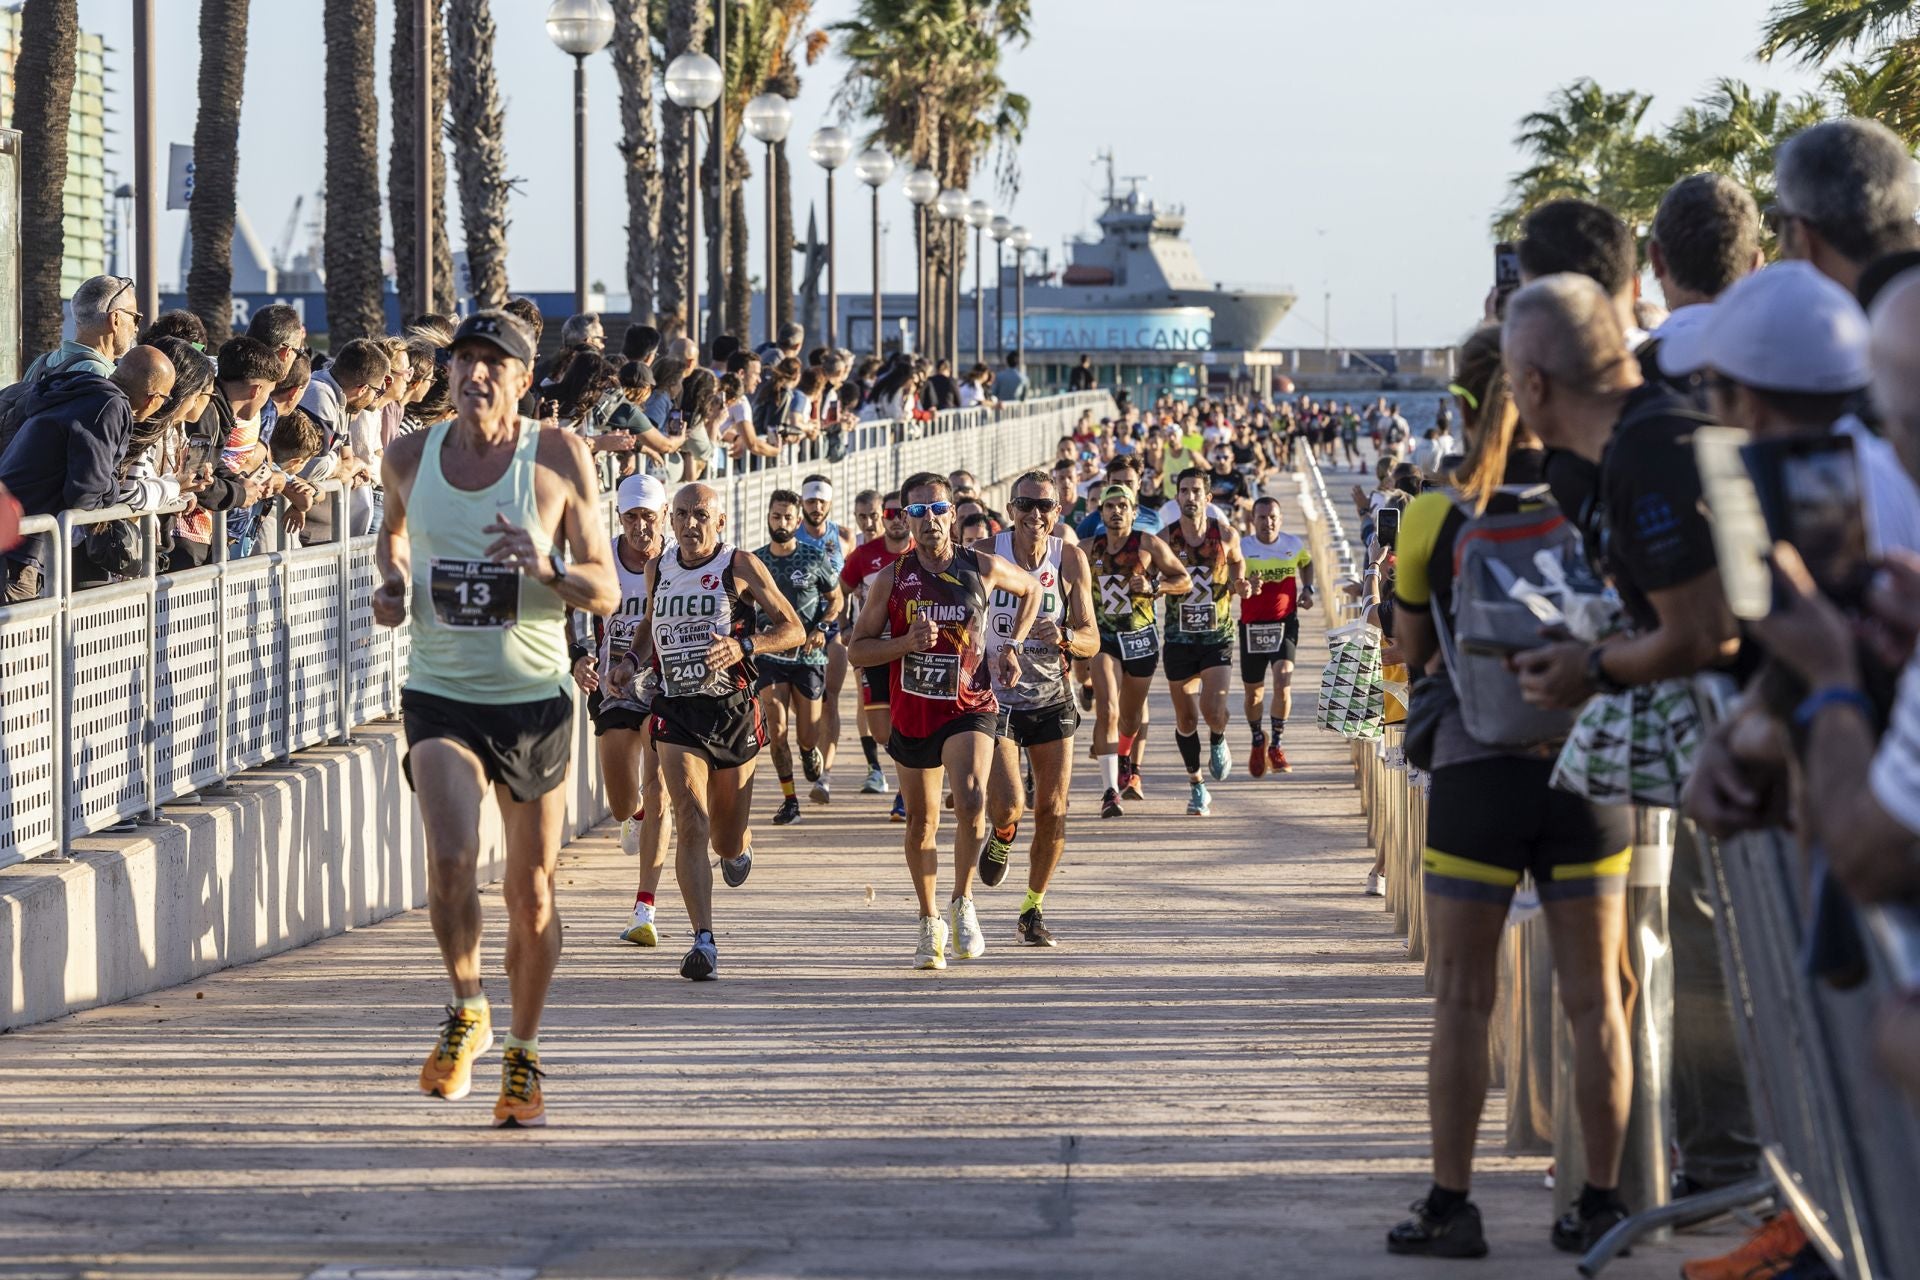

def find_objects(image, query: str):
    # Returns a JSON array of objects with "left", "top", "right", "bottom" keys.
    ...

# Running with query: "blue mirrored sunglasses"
[{"left": 903, "top": 501, "right": 953, "bottom": 519}]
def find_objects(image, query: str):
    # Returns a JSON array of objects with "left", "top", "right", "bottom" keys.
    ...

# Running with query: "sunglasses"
[
  {"left": 1009, "top": 496, "right": 1058, "bottom": 514},
  {"left": 902, "top": 501, "right": 953, "bottom": 519},
  {"left": 882, "top": 507, "right": 904, "bottom": 519}
]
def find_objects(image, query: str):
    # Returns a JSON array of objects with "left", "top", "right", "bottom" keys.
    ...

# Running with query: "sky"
[{"left": 74, "top": 0, "right": 1829, "bottom": 347}]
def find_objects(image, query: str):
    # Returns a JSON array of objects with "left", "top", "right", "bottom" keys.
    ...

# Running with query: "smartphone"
[
  {"left": 1746, "top": 434, "right": 1872, "bottom": 611},
  {"left": 1494, "top": 241, "right": 1522, "bottom": 317},
  {"left": 184, "top": 435, "right": 220, "bottom": 477},
  {"left": 1376, "top": 505, "right": 1401, "bottom": 549},
  {"left": 665, "top": 408, "right": 685, "bottom": 436}
]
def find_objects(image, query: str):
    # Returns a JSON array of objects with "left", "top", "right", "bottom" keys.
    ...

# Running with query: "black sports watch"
[
  {"left": 547, "top": 550, "right": 569, "bottom": 584},
  {"left": 1586, "top": 645, "right": 1627, "bottom": 696},
  {"left": 739, "top": 634, "right": 757, "bottom": 658}
]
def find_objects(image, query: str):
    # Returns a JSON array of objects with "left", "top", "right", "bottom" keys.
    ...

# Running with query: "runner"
[
  {"left": 846, "top": 472, "right": 1041, "bottom": 969},
  {"left": 840, "top": 489, "right": 913, "bottom": 815},
  {"left": 794, "top": 474, "right": 856, "bottom": 803},
  {"left": 977, "top": 471, "right": 1099, "bottom": 946},
  {"left": 622, "top": 481, "right": 805, "bottom": 981},
  {"left": 374, "top": 308, "right": 620, "bottom": 1128},
  {"left": 1162, "top": 466, "right": 1246, "bottom": 815},
  {"left": 567, "top": 473, "right": 674, "bottom": 946},
  {"left": 1085, "top": 483, "right": 1190, "bottom": 819},
  {"left": 754, "top": 488, "right": 843, "bottom": 826},
  {"left": 1237, "top": 494, "right": 1315, "bottom": 776}
]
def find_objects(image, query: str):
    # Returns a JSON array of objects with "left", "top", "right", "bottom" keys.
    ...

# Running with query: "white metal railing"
[{"left": 0, "top": 392, "right": 1113, "bottom": 868}]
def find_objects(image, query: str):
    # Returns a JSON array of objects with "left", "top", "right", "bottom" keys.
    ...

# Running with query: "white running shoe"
[
  {"left": 619, "top": 816, "right": 640, "bottom": 856},
  {"left": 1365, "top": 872, "right": 1387, "bottom": 897},
  {"left": 915, "top": 915, "right": 949, "bottom": 970},
  {"left": 622, "top": 901, "right": 658, "bottom": 946},
  {"left": 949, "top": 896, "right": 986, "bottom": 960},
  {"left": 862, "top": 766, "right": 887, "bottom": 794},
  {"left": 810, "top": 777, "right": 831, "bottom": 805}
]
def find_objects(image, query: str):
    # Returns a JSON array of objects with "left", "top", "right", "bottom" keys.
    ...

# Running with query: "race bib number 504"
[{"left": 429, "top": 558, "right": 519, "bottom": 629}]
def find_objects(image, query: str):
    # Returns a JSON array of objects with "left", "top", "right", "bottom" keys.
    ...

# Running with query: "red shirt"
[
  {"left": 841, "top": 535, "right": 911, "bottom": 596},
  {"left": 884, "top": 547, "right": 997, "bottom": 738}
]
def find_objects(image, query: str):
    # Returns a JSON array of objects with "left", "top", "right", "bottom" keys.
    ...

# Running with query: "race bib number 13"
[{"left": 429, "top": 558, "right": 519, "bottom": 629}]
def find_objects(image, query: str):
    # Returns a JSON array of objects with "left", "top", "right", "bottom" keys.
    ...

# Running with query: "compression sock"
[
  {"left": 780, "top": 778, "right": 796, "bottom": 799},
  {"left": 1098, "top": 751, "right": 1121, "bottom": 793},
  {"left": 1117, "top": 733, "right": 1135, "bottom": 759},
  {"left": 634, "top": 890, "right": 655, "bottom": 907},
  {"left": 1176, "top": 731, "right": 1202, "bottom": 776},
  {"left": 1270, "top": 715, "right": 1285, "bottom": 742},
  {"left": 1578, "top": 1183, "right": 1624, "bottom": 1215},
  {"left": 453, "top": 992, "right": 488, "bottom": 1013},
  {"left": 1208, "top": 730, "right": 1225, "bottom": 749},
  {"left": 504, "top": 1032, "right": 538, "bottom": 1056},
  {"left": 861, "top": 734, "right": 881, "bottom": 769},
  {"left": 1425, "top": 1183, "right": 1469, "bottom": 1218},
  {"left": 1021, "top": 888, "right": 1045, "bottom": 914}
]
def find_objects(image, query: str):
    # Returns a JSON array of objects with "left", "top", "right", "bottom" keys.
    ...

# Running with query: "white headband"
[{"left": 800, "top": 480, "right": 833, "bottom": 501}]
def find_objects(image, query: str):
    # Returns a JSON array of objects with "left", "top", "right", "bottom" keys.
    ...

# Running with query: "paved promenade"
[{"left": 1, "top": 487, "right": 1723, "bottom": 1279}]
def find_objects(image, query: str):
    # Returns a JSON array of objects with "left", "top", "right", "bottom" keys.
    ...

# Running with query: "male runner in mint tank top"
[{"left": 373, "top": 309, "right": 619, "bottom": 1129}]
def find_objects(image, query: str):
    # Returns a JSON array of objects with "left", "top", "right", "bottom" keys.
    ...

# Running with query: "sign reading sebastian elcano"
[{"left": 1000, "top": 307, "right": 1214, "bottom": 354}]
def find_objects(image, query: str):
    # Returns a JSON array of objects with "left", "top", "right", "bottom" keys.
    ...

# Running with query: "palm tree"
[
  {"left": 658, "top": 0, "right": 711, "bottom": 337},
  {"left": 1660, "top": 79, "right": 1827, "bottom": 213},
  {"left": 10, "top": 0, "right": 77, "bottom": 362},
  {"left": 324, "top": 0, "right": 385, "bottom": 344},
  {"left": 389, "top": 0, "right": 456, "bottom": 317},
  {"left": 1760, "top": 0, "right": 1920, "bottom": 143},
  {"left": 1822, "top": 53, "right": 1920, "bottom": 142},
  {"left": 612, "top": 0, "right": 661, "bottom": 326},
  {"left": 1493, "top": 79, "right": 1665, "bottom": 237},
  {"left": 447, "top": 0, "right": 512, "bottom": 308},
  {"left": 187, "top": 0, "right": 250, "bottom": 344}
]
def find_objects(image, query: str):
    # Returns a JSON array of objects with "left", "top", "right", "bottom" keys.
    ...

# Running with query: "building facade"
[{"left": 0, "top": 6, "right": 109, "bottom": 297}]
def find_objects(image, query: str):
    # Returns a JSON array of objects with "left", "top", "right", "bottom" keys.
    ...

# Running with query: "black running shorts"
[
  {"left": 755, "top": 659, "right": 827, "bottom": 701},
  {"left": 1238, "top": 617, "right": 1301, "bottom": 684},
  {"left": 1097, "top": 630, "right": 1159, "bottom": 679},
  {"left": 887, "top": 711, "right": 996, "bottom": 771},
  {"left": 402, "top": 687, "right": 574, "bottom": 803},
  {"left": 651, "top": 692, "right": 768, "bottom": 769},
  {"left": 1163, "top": 640, "right": 1233, "bottom": 684},
  {"left": 995, "top": 700, "right": 1081, "bottom": 747},
  {"left": 1424, "top": 756, "right": 1633, "bottom": 904},
  {"left": 860, "top": 662, "right": 890, "bottom": 707},
  {"left": 586, "top": 688, "right": 652, "bottom": 737}
]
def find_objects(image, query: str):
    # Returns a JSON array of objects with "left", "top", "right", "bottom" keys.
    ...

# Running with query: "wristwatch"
[
  {"left": 1586, "top": 645, "right": 1626, "bottom": 695},
  {"left": 547, "top": 550, "right": 569, "bottom": 584},
  {"left": 739, "top": 634, "right": 757, "bottom": 658}
]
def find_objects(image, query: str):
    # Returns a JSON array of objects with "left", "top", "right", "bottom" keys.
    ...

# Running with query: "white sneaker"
[
  {"left": 810, "top": 777, "right": 831, "bottom": 805},
  {"left": 949, "top": 896, "right": 986, "bottom": 960},
  {"left": 1365, "top": 872, "right": 1386, "bottom": 897},
  {"left": 862, "top": 766, "right": 887, "bottom": 794},
  {"left": 915, "top": 915, "right": 949, "bottom": 970},
  {"left": 619, "top": 815, "right": 640, "bottom": 856},
  {"left": 622, "top": 901, "right": 658, "bottom": 946}
]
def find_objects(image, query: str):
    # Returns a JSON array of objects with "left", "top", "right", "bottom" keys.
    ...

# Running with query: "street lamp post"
[
  {"left": 934, "top": 188, "right": 967, "bottom": 369},
  {"left": 989, "top": 215, "right": 1011, "bottom": 356},
  {"left": 903, "top": 169, "right": 939, "bottom": 356},
  {"left": 546, "top": 0, "right": 617, "bottom": 317},
  {"left": 965, "top": 199, "right": 992, "bottom": 367},
  {"left": 808, "top": 126, "right": 852, "bottom": 348},
  {"left": 743, "top": 93, "right": 793, "bottom": 345},
  {"left": 664, "top": 50, "right": 723, "bottom": 345},
  {"left": 855, "top": 146, "right": 894, "bottom": 356},
  {"left": 1008, "top": 226, "right": 1032, "bottom": 370}
]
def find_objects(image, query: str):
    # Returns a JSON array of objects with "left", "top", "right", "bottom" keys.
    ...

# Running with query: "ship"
[{"left": 1018, "top": 152, "right": 1296, "bottom": 353}]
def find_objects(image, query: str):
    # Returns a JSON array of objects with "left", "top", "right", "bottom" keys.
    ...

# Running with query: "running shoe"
[
  {"left": 1385, "top": 1198, "right": 1488, "bottom": 1259},
  {"left": 1187, "top": 781, "right": 1211, "bottom": 816},
  {"left": 1100, "top": 787, "right": 1124, "bottom": 819},
  {"left": 1016, "top": 907, "right": 1056, "bottom": 947},
  {"left": 889, "top": 793, "right": 907, "bottom": 822},
  {"left": 621, "top": 901, "right": 658, "bottom": 947},
  {"left": 680, "top": 929, "right": 718, "bottom": 980},
  {"left": 773, "top": 796, "right": 801, "bottom": 826},
  {"left": 1365, "top": 872, "right": 1386, "bottom": 897},
  {"left": 492, "top": 1045, "right": 545, "bottom": 1128},
  {"left": 861, "top": 766, "right": 887, "bottom": 794},
  {"left": 914, "top": 915, "right": 949, "bottom": 970},
  {"left": 1078, "top": 682, "right": 1094, "bottom": 711},
  {"left": 1208, "top": 739, "right": 1231, "bottom": 782},
  {"left": 418, "top": 1003, "right": 494, "bottom": 1101},
  {"left": 949, "top": 897, "right": 986, "bottom": 960},
  {"left": 1249, "top": 730, "right": 1268, "bottom": 778},
  {"left": 1680, "top": 1212, "right": 1807, "bottom": 1280},
  {"left": 801, "top": 747, "right": 823, "bottom": 782},
  {"left": 619, "top": 815, "right": 641, "bottom": 856},
  {"left": 978, "top": 823, "right": 1016, "bottom": 888},
  {"left": 1269, "top": 742, "right": 1292, "bottom": 774},
  {"left": 809, "top": 777, "right": 831, "bottom": 805},
  {"left": 1552, "top": 1201, "right": 1629, "bottom": 1255},
  {"left": 720, "top": 847, "right": 753, "bottom": 888},
  {"left": 1119, "top": 758, "right": 1144, "bottom": 802}
]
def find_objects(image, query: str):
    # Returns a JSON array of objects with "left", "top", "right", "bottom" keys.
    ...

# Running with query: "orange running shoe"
[
  {"left": 492, "top": 1045, "right": 546, "bottom": 1128},
  {"left": 1680, "top": 1211, "right": 1807, "bottom": 1280},
  {"left": 1269, "top": 743, "right": 1292, "bottom": 773},
  {"left": 418, "top": 1003, "right": 493, "bottom": 1101}
]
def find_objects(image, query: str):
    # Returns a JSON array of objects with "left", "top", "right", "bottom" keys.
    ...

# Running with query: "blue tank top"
[{"left": 795, "top": 520, "right": 846, "bottom": 575}]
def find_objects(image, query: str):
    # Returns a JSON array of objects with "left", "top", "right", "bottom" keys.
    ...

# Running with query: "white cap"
[
  {"left": 617, "top": 473, "right": 667, "bottom": 513},
  {"left": 1658, "top": 261, "right": 1870, "bottom": 393}
]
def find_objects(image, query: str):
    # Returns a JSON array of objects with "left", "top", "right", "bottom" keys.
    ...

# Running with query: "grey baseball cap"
[{"left": 451, "top": 308, "right": 538, "bottom": 366}]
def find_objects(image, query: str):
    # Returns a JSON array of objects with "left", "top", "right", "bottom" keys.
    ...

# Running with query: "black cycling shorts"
[
  {"left": 1238, "top": 617, "right": 1301, "bottom": 684},
  {"left": 587, "top": 688, "right": 652, "bottom": 737},
  {"left": 755, "top": 659, "right": 827, "bottom": 701},
  {"left": 1424, "top": 756, "right": 1633, "bottom": 904},
  {"left": 1163, "top": 640, "right": 1233, "bottom": 684},
  {"left": 402, "top": 687, "right": 574, "bottom": 803},
  {"left": 887, "top": 711, "right": 996, "bottom": 771},
  {"left": 651, "top": 693, "right": 767, "bottom": 769},
  {"left": 860, "top": 663, "right": 890, "bottom": 707},
  {"left": 995, "top": 700, "right": 1081, "bottom": 747},
  {"left": 1097, "top": 630, "right": 1159, "bottom": 679}
]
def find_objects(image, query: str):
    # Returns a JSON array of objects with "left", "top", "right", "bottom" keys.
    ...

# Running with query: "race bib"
[
  {"left": 657, "top": 619, "right": 723, "bottom": 698},
  {"left": 605, "top": 615, "right": 642, "bottom": 660},
  {"left": 1179, "top": 601, "right": 1216, "bottom": 633},
  {"left": 1116, "top": 626, "right": 1158, "bottom": 662},
  {"left": 901, "top": 650, "right": 961, "bottom": 699},
  {"left": 1246, "top": 621, "right": 1288, "bottom": 655},
  {"left": 429, "top": 558, "right": 519, "bottom": 629}
]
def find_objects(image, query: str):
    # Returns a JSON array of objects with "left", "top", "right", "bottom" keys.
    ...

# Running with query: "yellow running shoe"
[
  {"left": 621, "top": 901, "right": 658, "bottom": 947},
  {"left": 493, "top": 1045, "right": 546, "bottom": 1128},
  {"left": 418, "top": 1003, "right": 493, "bottom": 1101}
]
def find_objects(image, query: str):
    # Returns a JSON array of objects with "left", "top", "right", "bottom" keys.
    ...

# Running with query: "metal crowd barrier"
[{"left": 0, "top": 391, "right": 1113, "bottom": 869}]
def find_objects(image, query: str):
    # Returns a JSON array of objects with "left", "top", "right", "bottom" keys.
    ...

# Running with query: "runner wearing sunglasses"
[
  {"left": 1163, "top": 467, "right": 1247, "bottom": 816},
  {"left": 840, "top": 490, "right": 914, "bottom": 815},
  {"left": 975, "top": 472, "right": 1100, "bottom": 946},
  {"left": 847, "top": 473, "right": 1041, "bottom": 969}
]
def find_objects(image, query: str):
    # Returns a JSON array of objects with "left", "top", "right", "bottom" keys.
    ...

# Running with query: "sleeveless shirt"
[
  {"left": 1086, "top": 529, "right": 1157, "bottom": 636},
  {"left": 885, "top": 546, "right": 996, "bottom": 737},
  {"left": 987, "top": 531, "right": 1069, "bottom": 709},
  {"left": 1164, "top": 516, "right": 1233, "bottom": 646},
  {"left": 649, "top": 541, "right": 753, "bottom": 702}
]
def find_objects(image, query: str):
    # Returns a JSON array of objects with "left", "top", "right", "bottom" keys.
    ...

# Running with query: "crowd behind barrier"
[
  {"left": 1292, "top": 440, "right": 1920, "bottom": 1279},
  {"left": 0, "top": 390, "right": 1113, "bottom": 872}
]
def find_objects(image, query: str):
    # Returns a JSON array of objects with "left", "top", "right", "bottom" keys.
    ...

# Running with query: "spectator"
[
  {"left": 621, "top": 323, "right": 661, "bottom": 364},
  {"left": 676, "top": 366, "right": 723, "bottom": 482},
  {"left": 648, "top": 356, "right": 689, "bottom": 433},
  {"left": 927, "top": 357, "right": 961, "bottom": 410},
  {"left": 23, "top": 274, "right": 141, "bottom": 384},
  {"left": 296, "top": 338, "right": 388, "bottom": 546},
  {"left": 776, "top": 320, "right": 804, "bottom": 364},
  {"left": 0, "top": 345, "right": 176, "bottom": 599},
  {"left": 140, "top": 308, "right": 208, "bottom": 351},
  {"left": 1517, "top": 199, "right": 1644, "bottom": 344},
  {"left": 1644, "top": 173, "right": 1764, "bottom": 389},
  {"left": 992, "top": 350, "right": 1031, "bottom": 403},
  {"left": 270, "top": 352, "right": 313, "bottom": 426},
  {"left": 718, "top": 370, "right": 779, "bottom": 465},
  {"left": 119, "top": 337, "right": 217, "bottom": 520},
  {"left": 1069, "top": 353, "right": 1096, "bottom": 392},
  {"left": 173, "top": 336, "right": 284, "bottom": 566},
  {"left": 264, "top": 407, "right": 325, "bottom": 538},
  {"left": 1773, "top": 117, "right": 1920, "bottom": 298},
  {"left": 398, "top": 336, "right": 445, "bottom": 435}
]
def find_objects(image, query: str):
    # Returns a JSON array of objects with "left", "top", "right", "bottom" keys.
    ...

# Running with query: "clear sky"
[{"left": 75, "top": 0, "right": 1826, "bottom": 347}]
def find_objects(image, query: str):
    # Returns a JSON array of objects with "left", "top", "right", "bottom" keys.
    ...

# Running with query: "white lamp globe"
[
  {"left": 990, "top": 215, "right": 1013, "bottom": 241},
  {"left": 545, "top": 0, "right": 616, "bottom": 55},
  {"left": 1008, "top": 226, "right": 1032, "bottom": 251},
  {"left": 903, "top": 168, "right": 941, "bottom": 206},
  {"left": 934, "top": 188, "right": 968, "bottom": 221},
  {"left": 808, "top": 126, "right": 854, "bottom": 170},
  {"left": 743, "top": 93, "right": 795, "bottom": 144},
  {"left": 855, "top": 147, "right": 896, "bottom": 188},
  {"left": 965, "top": 199, "right": 993, "bottom": 229},
  {"left": 663, "top": 52, "right": 723, "bottom": 109}
]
